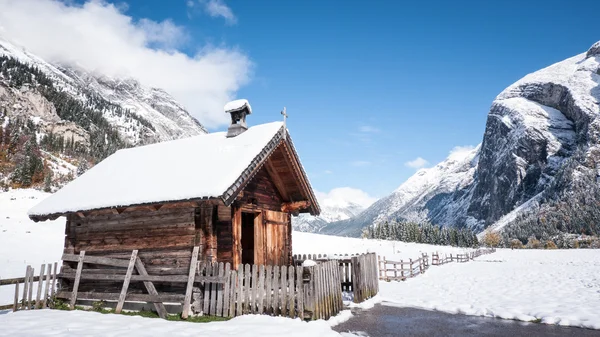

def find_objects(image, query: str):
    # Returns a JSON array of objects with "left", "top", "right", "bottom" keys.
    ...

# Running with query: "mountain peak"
[{"left": 586, "top": 41, "right": 600, "bottom": 58}]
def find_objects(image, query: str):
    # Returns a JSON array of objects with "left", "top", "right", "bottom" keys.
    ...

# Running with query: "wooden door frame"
[{"left": 234, "top": 206, "right": 264, "bottom": 267}]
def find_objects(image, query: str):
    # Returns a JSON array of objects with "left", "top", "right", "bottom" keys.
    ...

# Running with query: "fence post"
[
  {"left": 13, "top": 282, "right": 19, "bottom": 312},
  {"left": 302, "top": 265, "right": 315, "bottom": 320}
]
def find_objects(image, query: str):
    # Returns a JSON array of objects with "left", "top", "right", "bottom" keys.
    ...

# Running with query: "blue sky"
[{"left": 65, "top": 0, "right": 600, "bottom": 200}]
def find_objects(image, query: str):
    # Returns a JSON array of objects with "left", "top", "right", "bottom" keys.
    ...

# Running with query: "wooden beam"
[
  {"left": 62, "top": 254, "right": 131, "bottom": 268},
  {"left": 264, "top": 156, "right": 290, "bottom": 201},
  {"left": 70, "top": 251, "right": 86, "bottom": 309},
  {"left": 281, "top": 201, "right": 311, "bottom": 213},
  {"left": 182, "top": 246, "right": 200, "bottom": 319},
  {"left": 58, "top": 272, "right": 225, "bottom": 284},
  {"left": 56, "top": 291, "right": 185, "bottom": 303},
  {"left": 115, "top": 250, "right": 138, "bottom": 314},
  {"left": 135, "top": 257, "right": 168, "bottom": 319},
  {"left": 76, "top": 212, "right": 86, "bottom": 219}
]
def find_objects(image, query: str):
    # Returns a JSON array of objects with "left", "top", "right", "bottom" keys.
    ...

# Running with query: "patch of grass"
[
  {"left": 530, "top": 318, "right": 542, "bottom": 323},
  {"left": 165, "top": 313, "right": 230, "bottom": 323},
  {"left": 49, "top": 299, "right": 230, "bottom": 323}
]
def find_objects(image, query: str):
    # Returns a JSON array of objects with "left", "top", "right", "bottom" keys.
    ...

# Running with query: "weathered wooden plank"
[
  {"left": 272, "top": 265, "right": 279, "bottom": 316},
  {"left": 182, "top": 246, "right": 200, "bottom": 319},
  {"left": 265, "top": 265, "right": 272, "bottom": 315},
  {"left": 21, "top": 266, "right": 30, "bottom": 310},
  {"left": 288, "top": 265, "right": 295, "bottom": 318},
  {"left": 13, "top": 282, "right": 19, "bottom": 312},
  {"left": 134, "top": 257, "right": 168, "bottom": 319},
  {"left": 228, "top": 270, "right": 237, "bottom": 318},
  {"left": 296, "top": 266, "right": 303, "bottom": 320},
  {"left": 62, "top": 254, "right": 130, "bottom": 268},
  {"left": 70, "top": 251, "right": 86, "bottom": 309},
  {"left": 221, "top": 263, "right": 230, "bottom": 317},
  {"left": 324, "top": 262, "right": 331, "bottom": 319},
  {"left": 51, "top": 262, "right": 58, "bottom": 298},
  {"left": 0, "top": 275, "right": 42, "bottom": 286},
  {"left": 257, "top": 265, "right": 265, "bottom": 314},
  {"left": 210, "top": 263, "right": 219, "bottom": 316},
  {"left": 250, "top": 264, "right": 258, "bottom": 314},
  {"left": 243, "top": 264, "right": 251, "bottom": 315},
  {"left": 58, "top": 272, "right": 225, "bottom": 283},
  {"left": 115, "top": 250, "right": 138, "bottom": 314},
  {"left": 27, "top": 266, "right": 35, "bottom": 310},
  {"left": 43, "top": 263, "right": 52, "bottom": 308},
  {"left": 56, "top": 291, "right": 185, "bottom": 303},
  {"left": 236, "top": 265, "right": 243, "bottom": 317},
  {"left": 280, "top": 265, "right": 288, "bottom": 317}
]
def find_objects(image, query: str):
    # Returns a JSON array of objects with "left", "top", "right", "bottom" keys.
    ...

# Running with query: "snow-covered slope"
[
  {"left": 321, "top": 146, "right": 480, "bottom": 237},
  {"left": 292, "top": 201, "right": 365, "bottom": 233},
  {"left": 292, "top": 188, "right": 375, "bottom": 233},
  {"left": 0, "top": 37, "right": 207, "bottom": 146},
  {"left": 324, "top": 41, "right": 600, "bottom": 238}
]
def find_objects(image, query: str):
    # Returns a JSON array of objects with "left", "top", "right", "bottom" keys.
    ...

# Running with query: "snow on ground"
[
  {"left": 0, "top": 310, "right": 344, "bottom": 337},
  {"left": 293, "top": 231, "right": 472, "bottom": 260},
  {"left": 379, "top": 249, "right": 600, "bottom": 330},
  {"left": 0, "top": 189, "right": 65, "bottom": 304},
  {"left": 2, "top": 189, "right": 600, "bottom": 332}
]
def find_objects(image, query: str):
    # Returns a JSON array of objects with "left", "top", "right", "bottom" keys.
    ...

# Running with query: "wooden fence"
[
  {"left": 1, "top": 263, "right": 59, "bottom": 311},
  {"left": 2, "top": 247, "right": 348, "bottom": 321},
  {"left": 431, "top": 248, "right": 496, "bottom": 266},
  {"left": 378, "top": 253, "right": 429, "bottom": 281},
  {"left": 292, "top": 252, "right": 379, "bottom": 304}
]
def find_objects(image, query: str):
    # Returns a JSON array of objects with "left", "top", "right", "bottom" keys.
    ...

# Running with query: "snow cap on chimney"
[{"left": 224, "top": 99, "right": 252, "bottom": 138}]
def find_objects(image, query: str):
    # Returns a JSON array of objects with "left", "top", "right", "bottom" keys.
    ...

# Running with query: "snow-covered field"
[
  {"left": 379, "top": 249, "right": 600, "bottom": 330},
  {"left": 0, "top": 190, "right": 64, "bottom": 302},
  {"left": 1, "top": 189, "right": 599, "bottom": 335},
  {"left": 0, "top": 310, "right": 345, "bottom": 337}
]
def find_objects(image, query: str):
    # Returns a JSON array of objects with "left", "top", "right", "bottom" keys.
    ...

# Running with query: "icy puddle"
[{"left": 333, "top": 304, "right": 600, "bottom": 337}]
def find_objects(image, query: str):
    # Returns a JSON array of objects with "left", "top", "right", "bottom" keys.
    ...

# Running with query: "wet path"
[{"left": 333, "top": 304, "right": 600, "bottom": 337}]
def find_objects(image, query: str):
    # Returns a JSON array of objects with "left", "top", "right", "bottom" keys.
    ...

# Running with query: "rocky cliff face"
[
  {"left": 323, "top": 41, "right": 600, "bottom": 238},
  {"left": 0, "top": 38, "right": 207, "bottom": 188}
]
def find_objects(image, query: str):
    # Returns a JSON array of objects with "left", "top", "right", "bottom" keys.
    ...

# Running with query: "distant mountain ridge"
[{"left": 322, "top": 41, "right": 600, "bottom": 240}]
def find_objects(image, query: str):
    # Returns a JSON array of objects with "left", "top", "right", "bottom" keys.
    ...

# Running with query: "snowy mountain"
[
  {"left": 321, "top": 146, "right": 480, "bottom": 237},
  {"left": 323, "top": 41, "right": 600, "bottom": 239},
  {"left": 0, "top": 37, "right": 207, "bottom": 188},
  {"left": 292, "top": 187, "right": 375, "bottom": 233},
  {"left": 292, "top": 201, "right": 365, "bottom": 233}
]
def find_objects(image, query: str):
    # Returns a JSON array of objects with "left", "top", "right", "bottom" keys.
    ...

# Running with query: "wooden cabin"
[{"left": 28, "top": 101, "right": 320, "bottom": 296}]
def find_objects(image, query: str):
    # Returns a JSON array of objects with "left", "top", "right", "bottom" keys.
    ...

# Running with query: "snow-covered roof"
[
  {"left": 28, "top": 121, "right": 317, "bottom": 218},
  {"left": 224, "top": 99, "right": 252, "bottom": 114}
]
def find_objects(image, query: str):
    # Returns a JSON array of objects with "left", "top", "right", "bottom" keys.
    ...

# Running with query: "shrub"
[
  {"left": 510, "top": 239, "right": 524, "bottom": 249},
  {"left": 526, "top": 237, "right": 542, "bottom": 249},
  {"left": 482, "top": 231, "right": 502, "bottom": 248},
  {"left": 544, "top": 240, "right": 558, "bottom": 249}
]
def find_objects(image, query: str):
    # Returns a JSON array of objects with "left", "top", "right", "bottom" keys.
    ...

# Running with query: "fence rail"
[
  {"left": 431, "top": 248, "right": 496, "bottom": 266},
  {"left": 378, "top": 253, "right": 429, "bottom": 281},
  {"left": 0, "top": 263, "right": 59, "bottom": 311}
]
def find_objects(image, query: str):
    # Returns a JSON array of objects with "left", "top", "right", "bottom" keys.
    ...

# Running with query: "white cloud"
[
  {"left": 359, "top": 125, "right": 380, "bottom": 133},
  {"left": 201, "top": 0, "right": 237, "bottom": 25},
  {"left": 324, "top": 170, "right": 333, "bottom": 174},
  {"left": 315, "top": 187, "right": 377, "bottom": 209},
  {"left": 0, "top": 0, "right": 251, "bottom": 128},
  {"left": 448, "top": 145, "right": 477, "bottom": 160},
  {"left": 405, "top": 157, "right": 429, "bottom": 169},
  {"left": 351, "top": 160, "right": 371, "bottom": 167}
]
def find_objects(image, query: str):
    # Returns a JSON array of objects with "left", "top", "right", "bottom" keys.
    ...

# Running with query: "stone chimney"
[{"left": 224, "top": 99, "right": 252, "bottom": 138}]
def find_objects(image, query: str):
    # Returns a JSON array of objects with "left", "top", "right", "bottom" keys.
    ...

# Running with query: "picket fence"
[
  {"left": 0, "top": 263, "right": 59, "bottom": 311},
  {"left": 292, "top": 252, "right": 379, "bottom": 304}
]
